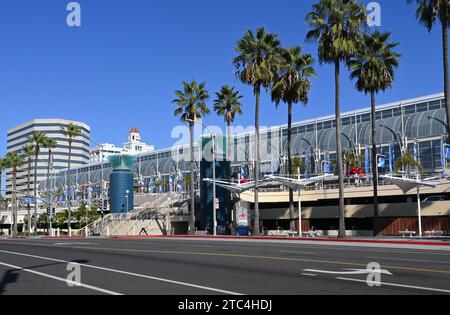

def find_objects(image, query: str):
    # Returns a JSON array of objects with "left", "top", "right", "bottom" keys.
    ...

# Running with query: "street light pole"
[
  {"left": 125, "top": 190, "right": 129, "bottom": 213},
  {"left": 297, "top": 167, "right": 302, "bottom": 238},
  {"left": 212, "top": 134, "right": 217, "bottom": 236},
  {"left": 187, "top": 119, "right": 217, "bottom": 236},
  {"left": 49, "top": 170, "right": 54, "bottom": 237}
]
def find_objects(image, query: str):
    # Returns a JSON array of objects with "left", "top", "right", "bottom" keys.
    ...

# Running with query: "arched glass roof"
[{"left": 39, "top": 98, "right": 448, "bottom": 190}]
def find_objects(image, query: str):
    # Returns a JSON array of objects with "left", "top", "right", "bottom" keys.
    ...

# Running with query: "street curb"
[
  {"left": 108, "top": 235, "right": 450, "bottom": 247},
  {"left": 41, "top": 236, "right": 86, "bottom": 240}
]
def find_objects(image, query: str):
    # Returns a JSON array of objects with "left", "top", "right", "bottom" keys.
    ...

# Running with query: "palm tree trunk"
[
  {"left": 67, "top": 142, "right": 72, "bottom": 237},
  {"left": 287, "top": 101, "right": 296, "bottom": 232},
  {"left": 227, "top": 121, "right": 232, "bottom": 163},
  {"left": 46, "top": 150, "right": 52, "bottom": 233},
  {"left": 33, "top": 151, "right": 38, "bottom": 236},
  {"left": 442, "top": 20, "right": 450, "bottom": 139},
  {"left": 27, "top": 159, "right": 31, "bottom": 236},
  {"left": 253, "top": 86, "right": 261, "bottom": 236},
  {"left": 335, "top": 59, "right": 346, "bottom": 239},
  {"left": 189, "top": 123, "right": 196, "bottom": 235},
  {"left": 12, "top": 167, "right": 18, "bottom": 237},
  {"left": 371, "top": 90, "right": 379, "bottom": 236}
]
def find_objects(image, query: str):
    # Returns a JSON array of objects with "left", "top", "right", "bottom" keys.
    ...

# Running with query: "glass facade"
[{"left": 39, "top": 94, "right": 448, "bottom": 190}]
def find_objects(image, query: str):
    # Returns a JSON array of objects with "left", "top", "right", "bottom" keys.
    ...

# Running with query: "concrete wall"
[{"left": 257, "top": 201, "right": 450, "bottom": 220}]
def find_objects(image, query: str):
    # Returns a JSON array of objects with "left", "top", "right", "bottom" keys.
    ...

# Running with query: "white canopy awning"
[
  {"left": 265, "top": 174, "right": 335, "bottom": 191},
  {"left": 380, "top": 175, "right": 440, "bottom": 194}
]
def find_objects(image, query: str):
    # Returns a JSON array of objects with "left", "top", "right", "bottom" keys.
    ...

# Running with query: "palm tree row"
[
  {"left": 61, "top": 123, "right": 82, "bottom": 237},
  {"left": 172, "top": 0, "right": 407, "bottom": 237},
  {"left": 173, "top": 81, "right": 245, "bottom": 234},
  {"left": 3, "top": 152, "right": 24, "bottom": 237}
]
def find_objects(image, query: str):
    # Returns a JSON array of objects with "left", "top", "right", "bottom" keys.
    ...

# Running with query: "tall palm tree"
[
  {"left": 173, "top": 81, "right": 210, "bottom": 235},
  {"left": 306, "top": 0, "right": 366, "bottom": 238},
  {"left": 61, "top": 123, "right": 82, "bottom": 237},
  {"left": 271, "top": 46, "right": 317, "bottom": 232},
  {"left": 233, "top": 27, "right": 282, "bottom": 236},
  {"left": 23, "top": 144, "right": 35, "bottom": 236},
  {"left": 407, "top": 0, "right": 450, "bottom": 138},
  {"left": 0, "top": 157, "right": 4, "bottom": 197},
  {"left": 28, "top": 133, "right": 49, "bottom": 236},
  {"left": 349, "top": 31, "right": 401, "bottom": 236},
  {"left": 43, "top": 138, "right": 57, "bottom": 231},
  {"left": 5, "top": 152, "right": 24, "bottom": 237},
  {"left": 214, "top": 85, "right": 244, "bottom": 161},
  {"left": 43, "top": 138, "right": 57, "bottom": 195}
]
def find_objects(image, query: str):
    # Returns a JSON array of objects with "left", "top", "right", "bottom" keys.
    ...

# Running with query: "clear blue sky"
[{"left": 0, "top": 0, "right": 444, "bottom": 155}]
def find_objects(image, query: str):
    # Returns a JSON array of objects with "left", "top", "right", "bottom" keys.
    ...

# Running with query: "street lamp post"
[
  {"left": 125, "top": 190, "right": 129, "bottom": 213},
  {"left": 49, "top": 171, "right": 54, "bottom": 237},
  {"left": 187, "top": 119, "right": 217, "bottom": 236},
  {"left": 297, "top": 168, "right": 302, "bottom": 238},
  {"left": 89, "top": 140, "right": 106, "bottom": 218}
]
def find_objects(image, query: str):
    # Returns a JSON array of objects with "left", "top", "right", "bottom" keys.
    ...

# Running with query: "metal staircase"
[{"left": 84, "top": 193, "right": 187, "bottom": 237}]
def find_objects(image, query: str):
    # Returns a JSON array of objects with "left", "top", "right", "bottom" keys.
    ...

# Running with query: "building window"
[
  {"left": 404, "top": 105, "right": 416, "bottom": 115},
  {"left": 416, "top": 103, "right": 428, "bottom": 113},
  {"left": 382, "top": 109, "right": 393, "bottom": 119},
  {"left": 428, "top": 100, "right": 441, "bottom": 111}
]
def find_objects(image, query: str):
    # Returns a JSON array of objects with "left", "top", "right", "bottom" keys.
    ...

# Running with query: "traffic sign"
[
  {"left": 21, "top": 198, "right": 36, "bottom": 203},
  {"left": 214, "top": 198, "right": 220, "bottom": 210}
]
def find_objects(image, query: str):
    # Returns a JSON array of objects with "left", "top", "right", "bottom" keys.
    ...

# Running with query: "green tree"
[
  {"left": 292, "top": 157, "right": 306, "bottom": 177},
  {"left": 53, "top": 210, "right": 68, "bottom": 230},
  {"left": 349, "top": 31, "right": 400, "bottom": 235},
  {"left": 37, "top": 213, "right": 48, "bottom": 232},
  {"left": 22, "top": 144, "right": 35, "bottom": 236},
  {"left": 214, "top": 85, "right": 244, "bottom": 161},
  {"left": 233, "top": 27, "right": 282, "bottom": 236},
  {"left": 271, "top": 46, "right": 316, "bottom": 232},
  {"left": 5, "top": 152, "right": 24, "bottom": 237},
  {"left": 306, "top": 0, "right": 366, "bottom": 238},
  {"left": 395, "top": 152, "right": 425, "bottom": 176},
  {"left": 28, "top": 132, "right": 49, "bottom": 236},
  {"left": 407, "top": 0, "right": 450, "bottom": 138},
  {"left": 173, "top": 81, "right": 210, "bottom": 235},
  {"left": 61, "top": 123, "right": 82, "bottom": 237}
]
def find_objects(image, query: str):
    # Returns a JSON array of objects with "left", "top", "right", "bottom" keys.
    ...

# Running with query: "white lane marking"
[
  {"left": 337, "top": 277, "right": 450, "bottom": 294},
  {"left": 0, "top": 261, "right": 122, "bottom": 295},
  {"left": 281, "top": 250, "right": 315, "bottom": 255},
  {"left": 303, "top": 268, "right": 393, "bottom": 276},
  {"left": 301, "top": 273, "right": 317, "bottom": 277},
  {"left": 0, "top": 249, "right": 243, "bottom": 295},
  {"left": 366, "top": 256, "right": 450, "bottom": 265}
]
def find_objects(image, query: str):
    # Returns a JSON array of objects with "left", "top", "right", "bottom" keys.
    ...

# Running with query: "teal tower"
[{"left": 108, "top": 155, "right": 136, "bottom": 213}]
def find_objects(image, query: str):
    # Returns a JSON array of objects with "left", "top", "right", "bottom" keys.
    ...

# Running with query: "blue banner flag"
[
  {"left": 324, "top": 152, "right": 331, "bottom": 174},
  {"left": 304, "top": 153, "right": 310, "bottom": 179},
  {"left": 378, "top": 156, "right": 386, "bottom": 169},
  {"left": 158, "top": 174, "right": 163, "bottom": 193},
  {"left": 389, "top": 144, "right": 394, "bottom": 175},
  {"left": 413, "top": 143, "right": 418, "bottom": 162},
  {"left": 365, "top": 146, "right": 370, "bottom": 176}
]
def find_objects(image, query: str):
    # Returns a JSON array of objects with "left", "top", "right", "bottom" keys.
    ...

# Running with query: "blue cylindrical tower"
[{"left": 108, "top": 155, "right": 136, "bottom": 213}]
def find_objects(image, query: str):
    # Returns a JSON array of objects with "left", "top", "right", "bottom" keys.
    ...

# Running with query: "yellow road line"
[{"left": 2, "top": 241, "right": 450, "bottom": 276}]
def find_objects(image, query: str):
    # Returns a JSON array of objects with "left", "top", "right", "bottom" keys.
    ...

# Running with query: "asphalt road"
[{"left": 0, "top": 237, "right": 450, "bottom": 295}]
